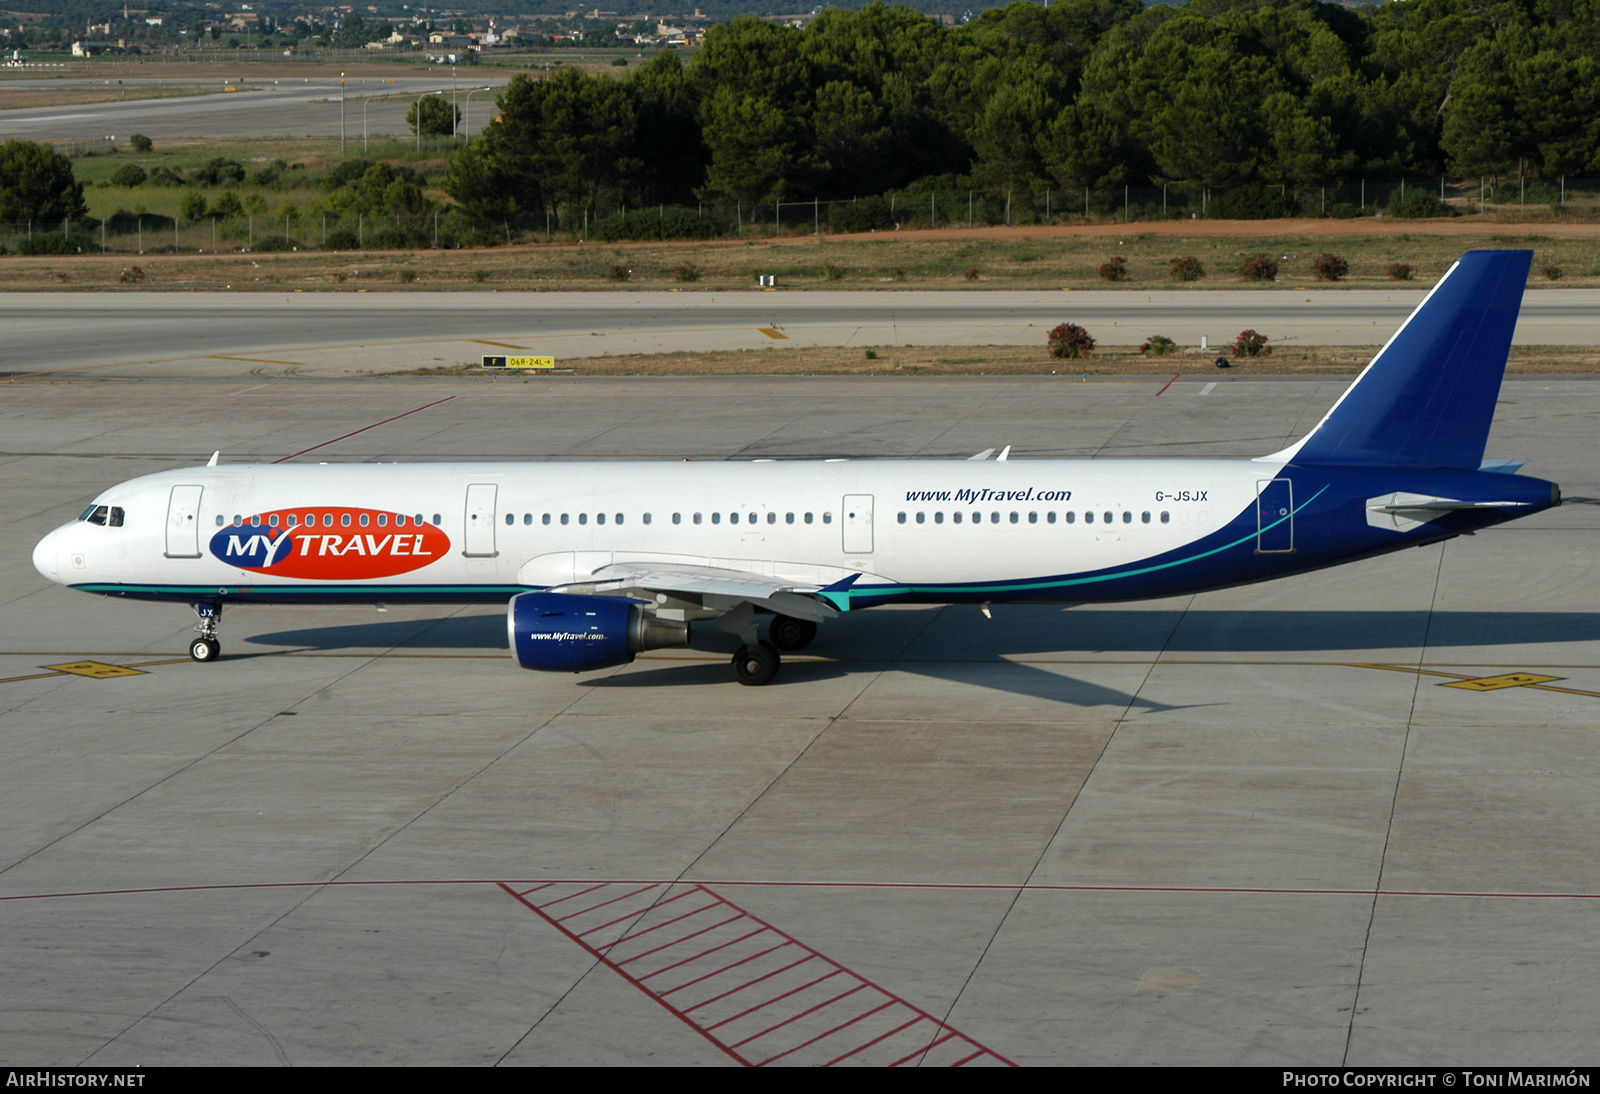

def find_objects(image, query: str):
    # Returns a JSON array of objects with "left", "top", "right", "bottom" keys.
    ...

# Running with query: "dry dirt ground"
[{"left": 402, "top": 343, "right": 1600, "bottom": 379}]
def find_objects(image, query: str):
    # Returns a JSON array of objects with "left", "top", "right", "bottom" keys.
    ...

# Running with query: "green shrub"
[
  {"left": 606, "top": 263, "right": 631, "bottom": 281},
  {"left": 823, "top": 262, "right": 843, "bottom": 281},
  {"left": 674, "top": 262, "right": 700, "bottom": 282},
  {"left": 1099, "top": 255, "right": 1128, "bottom": 282},
  {"left": 1047, "top": 322, "right": 1095, "bottom": 359},
  {"left": 964, "top": 266, "right": 980, "bottom": 281},
  {"left": 1238, "top": 253, "right": 1278, "bottom": 281},
  {"left": 1387, "top": 262, "right": 1413, "bottom": 280},
  {"left": 109, "top": 164, "right": 147, "bottom": 188},
  {"left": 251, "top": 235, "right": 297, "bottom": 252},
  {"left": 1169, "top": 255, "right": 1204, "bottom": 282},
  {"left": 16, "top": 233, "right": 78, "bottom": 255},
  {"left": 193, "top": 157, "right": 246, "bottom": 186},
  {"left": 1329, "top": 202, "right": 1358, "bottom": 219},
  {"left": 1141, "top": 334, "right": 1177, "bottom": 357},
  {"left": 324, "top": 228, "right": 360, "bottom": 250},
  {"left": 1389, "top": 190, "right": 1450, "bottom": 218},
  {"left": 368, "top": 225, "right": 420, "bottom": 249},
  {"left": 1209, "top": 186, "right": 1298, "bottom": 219},
  {"left": 588, "top": 207, "right": 715, "bottom": 242},
  {"left": 210, "top": 190, "right": 244, "bottom": 219},
  {"left": 128, "top": 134, "right": 153, "bottom": 153},
  {"left": 1541, "top": 264, "right": 1563, "bottom": 280},
  {"left": 829, "top": 198, "right": 895, "bottom": 233}
]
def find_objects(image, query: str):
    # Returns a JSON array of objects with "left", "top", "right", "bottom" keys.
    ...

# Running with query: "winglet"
[{"left": 206, "top": 451, "right": 220, "bottom": 467}]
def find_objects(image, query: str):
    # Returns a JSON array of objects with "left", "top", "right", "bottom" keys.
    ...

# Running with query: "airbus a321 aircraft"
[{"left": 33, "top": 250, "right": 1558, "bottom": 685}]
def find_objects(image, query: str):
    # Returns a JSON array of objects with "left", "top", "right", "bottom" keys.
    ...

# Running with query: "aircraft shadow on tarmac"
[
  {"left": 244, "top": 608, "right": 1600, "bottom": 655},
  {"left": 243, "top": 607, "right": 1600, "bottom": 712}
]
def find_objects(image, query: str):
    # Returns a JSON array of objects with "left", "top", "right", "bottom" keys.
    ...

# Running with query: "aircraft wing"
[{"left": 556, "top": 562, "right": 841, "bottom": 622}]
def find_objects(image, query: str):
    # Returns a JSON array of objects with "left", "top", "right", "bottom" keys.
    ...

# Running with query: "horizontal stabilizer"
[
  {"left": 1367, "top": 491, "right": 1531, "bottom": 532},
  {"left": 1479, "top": 458, "right": 1526, "bottom": 475},
  {"left": 1285, "top": 250, "right": 1532, "bottom": 469}
]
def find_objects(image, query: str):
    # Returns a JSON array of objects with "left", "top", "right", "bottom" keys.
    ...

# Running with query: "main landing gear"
[
  {"left": 190, "top": 602, "right": 221, "bottom": 663},
  {"left": 729, "top": 614, "right": 820, "bottom": 685},
  {"left": 768, "top": 614, "right": 817, "bottom": 652},
  {"left": 731, "top": 640, "right": 780, "bottom": 686}
]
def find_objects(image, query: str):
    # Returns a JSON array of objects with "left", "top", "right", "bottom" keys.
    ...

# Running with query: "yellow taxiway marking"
[
  {"left": 40, "top": 661, "right": 147, "bottom": 679},
  {"left": 757, "top": 327, "right": 789, "bottom": 340},
  {"left": 1443, "top": 672, "right": 1565, "bottom": 691},
  {"left": 206, "top": 355, "right": 305, "bottom": 366},
  {"left": 1352, "top": 662, "right": 1600, "bottom": 699},
  {"left": 468, "top": 339, "right": 529, "bottom": 350}
]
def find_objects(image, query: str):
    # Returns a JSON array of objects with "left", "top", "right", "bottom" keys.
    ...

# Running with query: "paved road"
[
  {"left": 0, "top": 76, "right": 507, "bottom": 141},
  {"left": 2, "top": 288, "right": 1595, "bottom": 378}
]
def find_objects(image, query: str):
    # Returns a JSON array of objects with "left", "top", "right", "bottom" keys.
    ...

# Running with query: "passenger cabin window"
[
  {"left": 1065, "top": 512, "right": 1075, "bottom": 523},
  {"left": 561, "top": 514, "right": 569, "bottom": 525},
  {"left": 432, "top": 514, "right": 441, "bottom": 525},
  {"left": 823, "top": 512, "right": 833, "bottom": 524},
  {"left": 543, "top": 514, "right": 551, "bottom": 525}
]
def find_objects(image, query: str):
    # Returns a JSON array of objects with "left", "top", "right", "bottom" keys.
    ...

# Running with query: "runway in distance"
[{"left": 32, "top": 250, "right": 1559, "bottom": 685}]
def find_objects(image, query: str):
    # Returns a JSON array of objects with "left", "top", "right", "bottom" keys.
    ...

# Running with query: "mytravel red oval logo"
[{"left": 209, "top": 507, "right": 451, "bottom": 580}]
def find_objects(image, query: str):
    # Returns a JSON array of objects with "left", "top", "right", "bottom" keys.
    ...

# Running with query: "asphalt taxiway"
[
  {"left": 3, "top": 288, "right": 1598, "bottom": 380},
  {"left": 0, "top": 76, "right": 505, "bottom": 142},
  {"left": 4, "top": 367, "right": 1600, "bottom": 1065}
]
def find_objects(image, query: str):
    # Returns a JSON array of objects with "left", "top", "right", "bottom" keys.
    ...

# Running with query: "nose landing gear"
[{"left": 190, "top": 602, "right": 221, "bottom": 662}]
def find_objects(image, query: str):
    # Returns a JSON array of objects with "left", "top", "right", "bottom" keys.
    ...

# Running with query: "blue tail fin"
[{"left": 1284, "top": 250, "right": 1532, "bottom": 469}]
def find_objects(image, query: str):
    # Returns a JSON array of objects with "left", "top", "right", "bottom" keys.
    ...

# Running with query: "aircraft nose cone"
[{"left": 32, "top": 528, "right": 61, "bottom": 584}]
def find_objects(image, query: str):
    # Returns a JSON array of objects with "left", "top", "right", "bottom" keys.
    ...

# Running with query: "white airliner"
[{"left": 32, "top": 250, "right": 1559, "bottom": 685}]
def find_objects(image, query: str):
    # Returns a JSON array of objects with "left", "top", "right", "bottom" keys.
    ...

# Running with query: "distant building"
[{"left": 72, "top": 40, "right": 112, "bottom": 56}]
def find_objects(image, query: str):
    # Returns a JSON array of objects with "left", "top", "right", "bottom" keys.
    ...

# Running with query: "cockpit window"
[
  {"left": 108, "top": 506, "right": 124, "bottom": 528},
  {"left": 78, "top": 505, "right": 98, "bottom": 522},
  {"left": 83, "top": 505, "right": 109, "bottom": 526}
]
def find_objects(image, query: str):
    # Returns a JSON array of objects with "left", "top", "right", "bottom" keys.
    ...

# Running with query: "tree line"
[{"left": 446, "top": 0, "right": 1600, "bottom": 226}]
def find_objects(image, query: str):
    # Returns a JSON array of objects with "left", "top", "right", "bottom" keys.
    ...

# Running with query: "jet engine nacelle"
[{"left": 507, "top": 592, "right": 688, "bottom": 673}]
